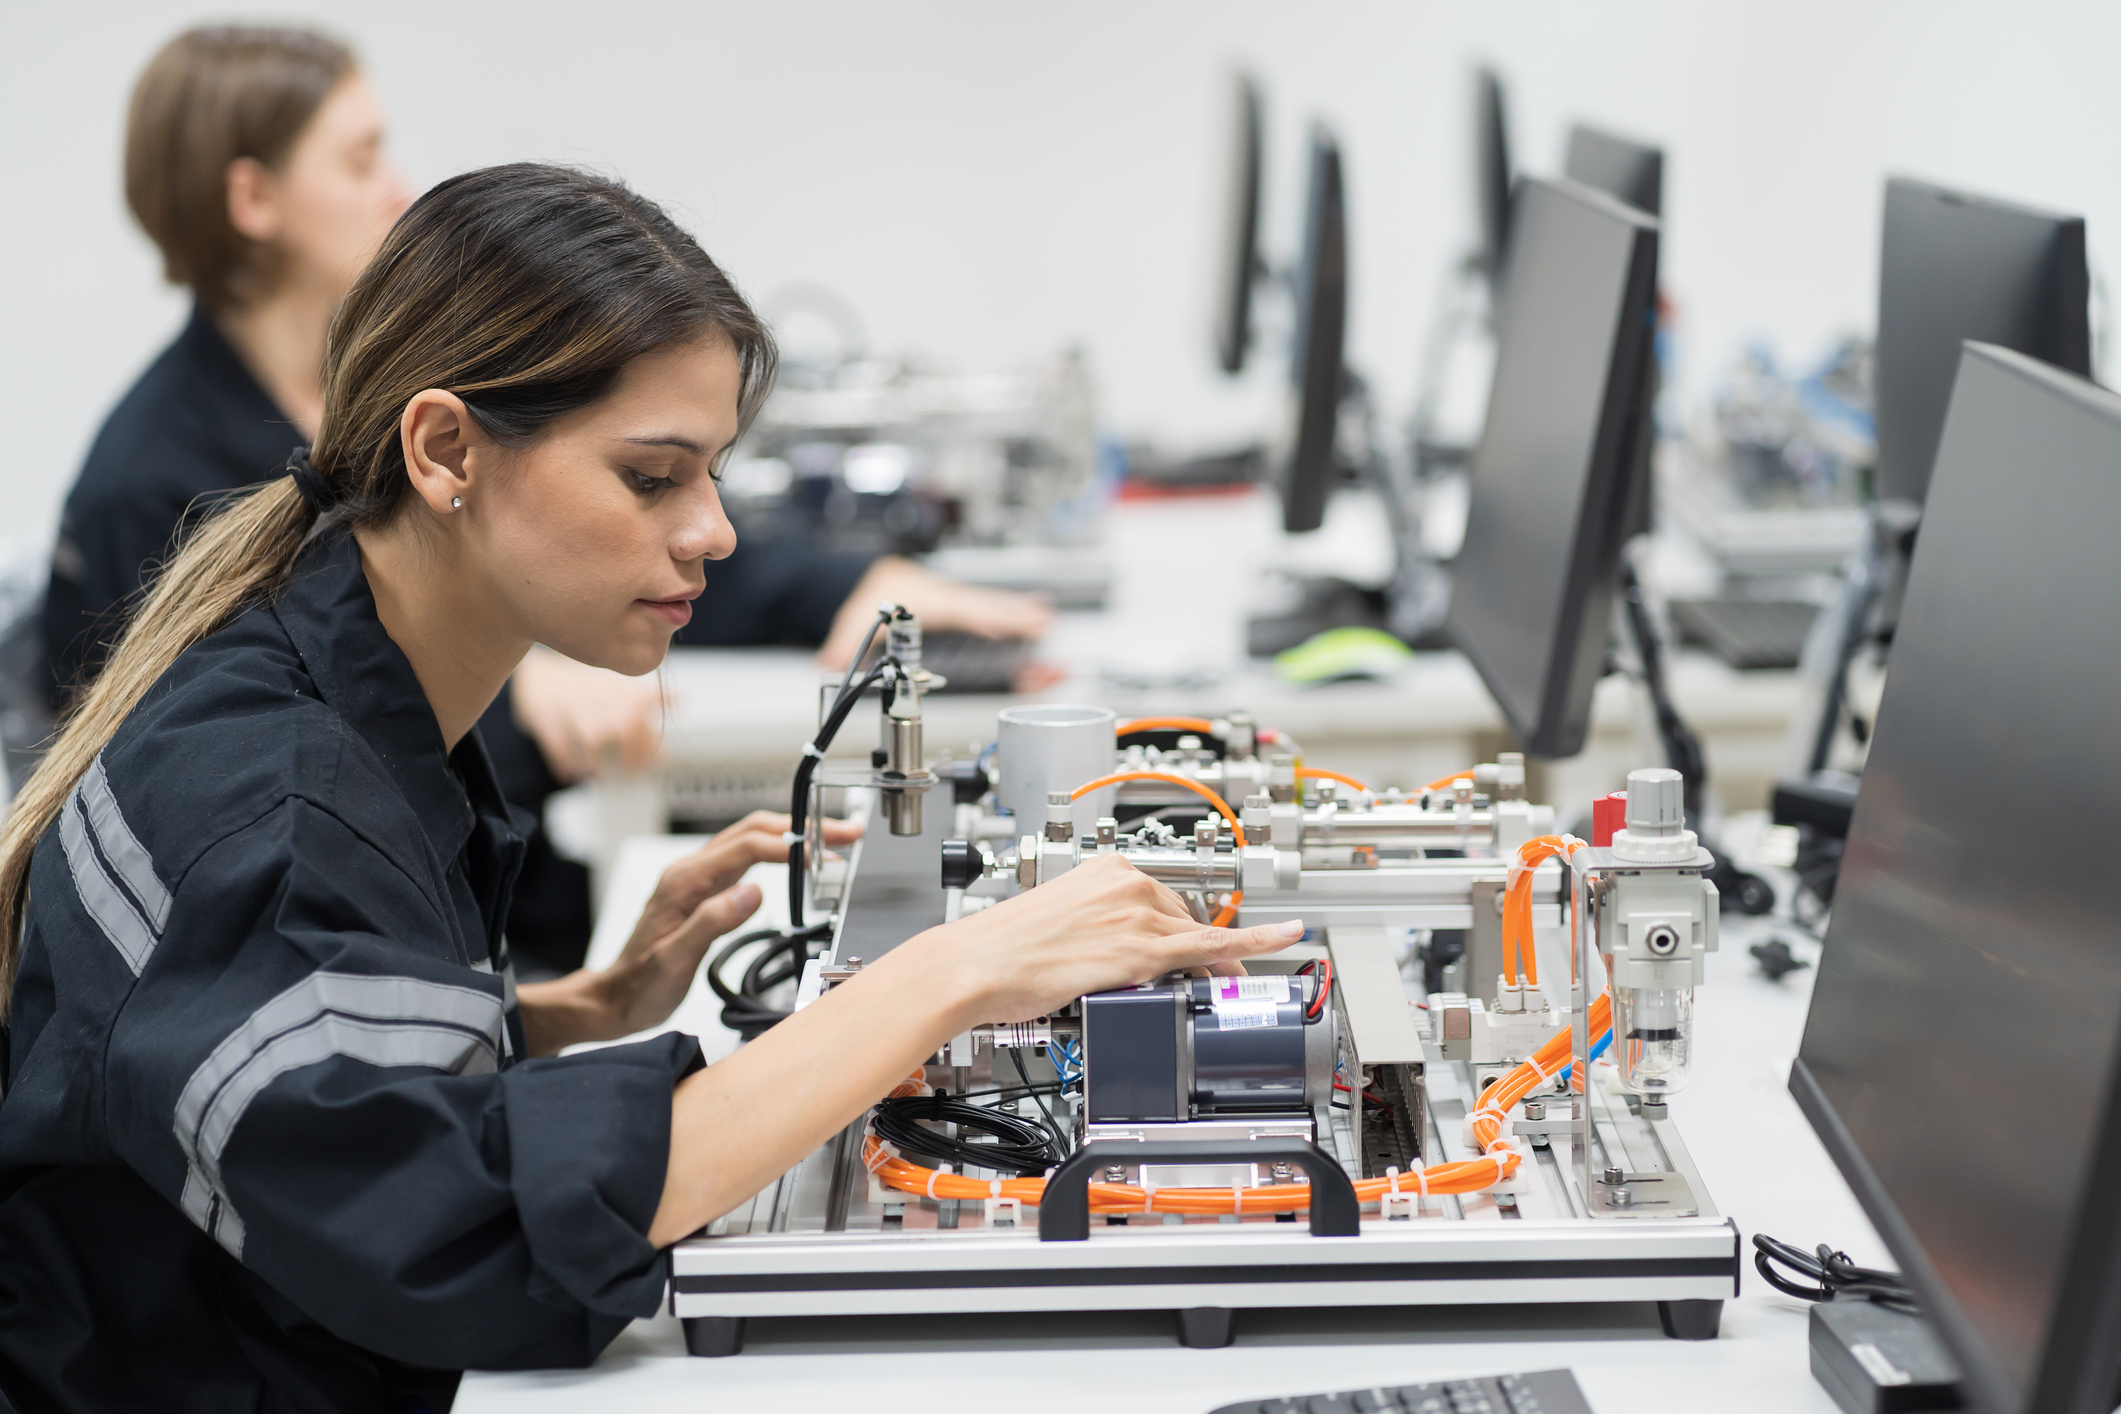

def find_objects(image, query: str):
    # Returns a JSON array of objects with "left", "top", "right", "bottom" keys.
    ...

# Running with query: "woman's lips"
[{"left": 639, "top": 597, "right": 694, "bottom": 627}]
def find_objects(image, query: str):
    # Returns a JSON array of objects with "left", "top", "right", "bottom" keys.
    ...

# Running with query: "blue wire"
[{"left": 1555, "top": 1028, "right": 1613, "bottom": 1088}]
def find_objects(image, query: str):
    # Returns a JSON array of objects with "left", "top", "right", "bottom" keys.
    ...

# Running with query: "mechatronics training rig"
[{"left": 670, "top": 610, "right": 1740, "bottom": 1357}]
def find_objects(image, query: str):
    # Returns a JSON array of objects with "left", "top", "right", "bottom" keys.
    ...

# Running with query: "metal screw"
[
  {"left": 1270, "top": 1162, "right": 1294, "bottom": 1184},
  {"left": 1102, "top": 1166, "right": 1127, "bottom": 1185},
  {"left": 1610, "top": 1186, "right": 1633, "bottom": 1208},
  {"left": 1522, "top": 1100, "right": 1545, "bottom": 1121},
  {"left": 1602, "top": 1165, "right": 1624, "bottom": 1185}
]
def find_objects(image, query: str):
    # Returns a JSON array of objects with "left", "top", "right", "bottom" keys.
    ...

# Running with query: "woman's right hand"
[{"left": 906, "top": 853, "right": 1303, "bottom": 1027}]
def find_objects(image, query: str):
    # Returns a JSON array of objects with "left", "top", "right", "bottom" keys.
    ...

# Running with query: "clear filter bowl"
[{"left": 1612, "top": 986, "right": 1693, "bottom": 1096}]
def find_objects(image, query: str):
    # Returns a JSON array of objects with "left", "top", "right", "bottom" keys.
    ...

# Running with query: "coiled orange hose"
[{"left": 1070, "top": 771, "right": 1246, "bottom": 926}]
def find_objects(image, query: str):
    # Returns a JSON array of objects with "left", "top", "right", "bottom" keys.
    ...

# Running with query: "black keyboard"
[
  {"left": 918, "top": 632, "right": 1032, "bottom": 695},
  {"left": 1669, "top": 597, "right": 1821, "bottom": 670},
  {"left": 1208, "top": 1367, "right": 1593, "bottom": 1414}
]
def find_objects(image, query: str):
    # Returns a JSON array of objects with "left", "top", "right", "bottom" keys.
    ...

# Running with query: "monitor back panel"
[
  {"left": 1280, "top": 129, "right": 1347, "bottom": 535},
  {"left": 1873, "top": 177, "right": 2090, "bottom": 505},
  {"left": 1562, "top": 125, "right": 1663, "bottom": 217},
  {"left": 1795, "top": 344, "right": 2121, "bottom": 1414},
  {"left": 1447, "top": 176, "right": 1656, "bottom": 758}
]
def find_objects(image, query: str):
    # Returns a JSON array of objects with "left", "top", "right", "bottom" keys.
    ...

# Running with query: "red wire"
[{"left": 1306, "top": 959, "right": 1332, "bottom": 1019}]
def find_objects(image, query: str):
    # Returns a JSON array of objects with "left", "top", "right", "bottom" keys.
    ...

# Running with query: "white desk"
[
  {"left": 579, "top": 492, "right": 1804, "bottom": 879},
  {"left": 461, "top": 831, "right": 1887, "bottom": 1414}
]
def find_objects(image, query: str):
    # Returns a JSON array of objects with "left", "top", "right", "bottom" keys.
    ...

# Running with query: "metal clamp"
[{"left": 1036, "top": 1139, "right": 1361, "bottom": 1241}]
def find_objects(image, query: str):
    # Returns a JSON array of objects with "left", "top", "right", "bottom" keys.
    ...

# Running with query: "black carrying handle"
[{"left": 1037, "top": 1138, "right": 1361, "bottom": 1241}]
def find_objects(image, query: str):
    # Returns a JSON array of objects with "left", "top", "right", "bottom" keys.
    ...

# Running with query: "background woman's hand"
[
  {"left": 817, "top": 557, "right": 1054, "bottom": 671},
  {"left": 908, "top": 853, "right": 1303, "bottom": 1027},
  {"left": 510, "top": 645, "right": 667, "bottom": 782}
]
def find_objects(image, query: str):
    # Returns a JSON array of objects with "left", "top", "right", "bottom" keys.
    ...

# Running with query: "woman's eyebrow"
[{"left": 621, "top": 434, "right": 705, "bottom": 455}]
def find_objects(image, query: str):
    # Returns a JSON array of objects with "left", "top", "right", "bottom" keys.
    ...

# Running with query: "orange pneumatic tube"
[
  {"left": 1501, "top": 834, "right": 1585, "bottom": 989},
  {"left": 866, "top": 992, "right": 1614, "bottom": 1215},
  {"left": 1116, "top": 717, "right": 1219, "bottom": 737}
]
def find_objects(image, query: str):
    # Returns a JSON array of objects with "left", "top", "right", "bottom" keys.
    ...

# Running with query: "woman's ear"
[
  {"left": 399, "top": 391, "right": 484, "bottom": 515},
  {"left": 225, "top": 157, "right": 281, "bottom": 244}
]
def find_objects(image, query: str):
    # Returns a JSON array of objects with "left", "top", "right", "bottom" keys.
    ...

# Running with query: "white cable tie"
[
  {"left": 926, "top": 1164, "right": 951, "bottom": 1200},
  {"left": 1232, "top": 1184, "right": 1243, "bottom": 1215},
  {"left": 990, "top": 1178, "right": 1003, "bottom": 1197},
  {"left": 801, "top": 742, "right": 827, "bottom": 761},
  {"left": 782, "top": 830, "right": 804, "bottom": 846},
  {"left": 1415, "top": 1166, "right": 1431, "bottom": 1197},
  {"left": 1524, "top": 1052, "right": 1553, "bottom": 1088},
  {"left": 1385, "top": 1164, "right": 1401, "bottom": 1195}
]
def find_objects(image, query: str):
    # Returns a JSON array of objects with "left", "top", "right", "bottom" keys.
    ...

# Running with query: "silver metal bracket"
[{"left": 1590, "top": 1169, "right": 1699, "bottom": 1218}]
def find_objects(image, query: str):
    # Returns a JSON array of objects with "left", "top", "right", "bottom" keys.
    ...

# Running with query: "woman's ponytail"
[{"left": 0, "top": 476, "right": 314, "bottom": 1005}]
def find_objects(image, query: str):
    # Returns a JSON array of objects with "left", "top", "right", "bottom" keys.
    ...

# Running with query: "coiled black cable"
[
  {"left": 705, "top": 922, "right": 834, "bottom": 1040},
  {"left": 1752, "top": 1233, "right": 1921, "bottom": 1315},
  {"left": 870, "top": 1093, "right": 1063, "bottom": 1177}
]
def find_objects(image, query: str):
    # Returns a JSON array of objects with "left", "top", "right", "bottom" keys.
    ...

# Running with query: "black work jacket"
[{"left": 0, "top": 527, "right": 701, "bottom": 1410}]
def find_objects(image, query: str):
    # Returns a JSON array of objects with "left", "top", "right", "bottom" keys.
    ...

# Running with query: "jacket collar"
[{"left": 273, "top": 526, "right": 508, "bottom": 867}]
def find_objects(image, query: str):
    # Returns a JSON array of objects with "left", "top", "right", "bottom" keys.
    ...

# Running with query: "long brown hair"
[
  {"left": 126, "top": 25, "right": 357, "bottom": 311},
  {"left": 0, "top": 164, "right": 777, "bottom": 1010}
]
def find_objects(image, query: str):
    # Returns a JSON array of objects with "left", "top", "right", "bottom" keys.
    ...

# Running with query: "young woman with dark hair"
[{"left": 0, "top": 163, "right": 1293, "bottom": 1410}]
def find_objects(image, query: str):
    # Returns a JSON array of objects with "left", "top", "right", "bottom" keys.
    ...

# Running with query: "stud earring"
[{"left": 451, "top": 497, "right": 462, "bottom": 509}]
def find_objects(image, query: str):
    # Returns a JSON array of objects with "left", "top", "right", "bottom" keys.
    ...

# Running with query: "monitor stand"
[{"left": 1619, "top": 560, "right": 1776, "bottom": 915}]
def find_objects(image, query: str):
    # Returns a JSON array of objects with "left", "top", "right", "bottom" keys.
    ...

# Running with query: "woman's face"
[
  {"left": 255, "top": 73, "right": 412, "bottom": 300},
  {"left": 464, "top": 336, "right": 744, "bottom": 676}
]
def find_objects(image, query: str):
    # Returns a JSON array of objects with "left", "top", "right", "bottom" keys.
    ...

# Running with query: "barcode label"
[{"left": 1213, "top": 1001, "right": 1281, "bottom": 1030}]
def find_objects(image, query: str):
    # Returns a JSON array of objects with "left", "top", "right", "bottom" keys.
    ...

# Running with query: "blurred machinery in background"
[{"left": 722, "top": 342, "right": 1112, "bottom": 606}]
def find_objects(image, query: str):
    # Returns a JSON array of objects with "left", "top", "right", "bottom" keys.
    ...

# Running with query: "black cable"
[
  {"left": 705, "top": 922, "right": 833, "bottom": 1039},
  {"left": 1752, "top": 1233, "right": 1922, "bottom": 1315},
  {"left": 870, "top": 1093, "right": 1063, "bottom": 1177},
  {"left": 1003, "top": 1048, "right": 1071, "bottom": 1158},
  {"left": 787, "top": 657, "right": 894, "bottom": 928}
]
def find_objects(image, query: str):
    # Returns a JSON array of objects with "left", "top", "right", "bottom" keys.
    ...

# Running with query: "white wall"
[{"left": 3, "top": 0, "right": 2116, "bottom": 541}]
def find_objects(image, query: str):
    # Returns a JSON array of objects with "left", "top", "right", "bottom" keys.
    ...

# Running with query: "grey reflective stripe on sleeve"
[
  {"left": 80, "top": 754, "right": 172, "bottom": 930},
  {"left": 172, "top": 972, "right": 506, "bottom": 1261},
  {"left": 59, "top": 794, "right": 158, "bottom": 974}
]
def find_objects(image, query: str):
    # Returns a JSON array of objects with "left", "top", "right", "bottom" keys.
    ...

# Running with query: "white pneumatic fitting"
[{"left": 1610, "top": 767, "right": 1698, "bottom": 863}]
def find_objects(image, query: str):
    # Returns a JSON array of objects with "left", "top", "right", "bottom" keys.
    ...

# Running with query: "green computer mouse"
[{"left": 1273, "top": 626, "right": 1415, "bottom": 685}]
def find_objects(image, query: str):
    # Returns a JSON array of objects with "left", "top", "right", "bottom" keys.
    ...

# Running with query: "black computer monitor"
[
  {"left": 1279, "top": 125, "right": 1347, "bottom": 535},
  {"left": 1446, "top": 177, "right": 1658, "bottom": 758},
  {"left": 1564, "top": 124, "right": 1665, "bottom": 544},
  {"left": 1874, "top": 177, "right": 2091, "bottom": 506},
  {"left": 1213, "top": 73, "right": 1264, "bottom": 377},
  {"left": 1792, "top": 343, "right": 2121, "bottom": 1414},
  {"left": 1473, "top": 68, "right": 1512, "bottom": 281},
  {"left": 1562, "top": 124, "right": 1663, "bottom": 217}
]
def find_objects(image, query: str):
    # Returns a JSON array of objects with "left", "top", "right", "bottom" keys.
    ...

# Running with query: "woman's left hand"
[{"left": 516, "top": 810, "right": 863, "bottom": 1053}]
